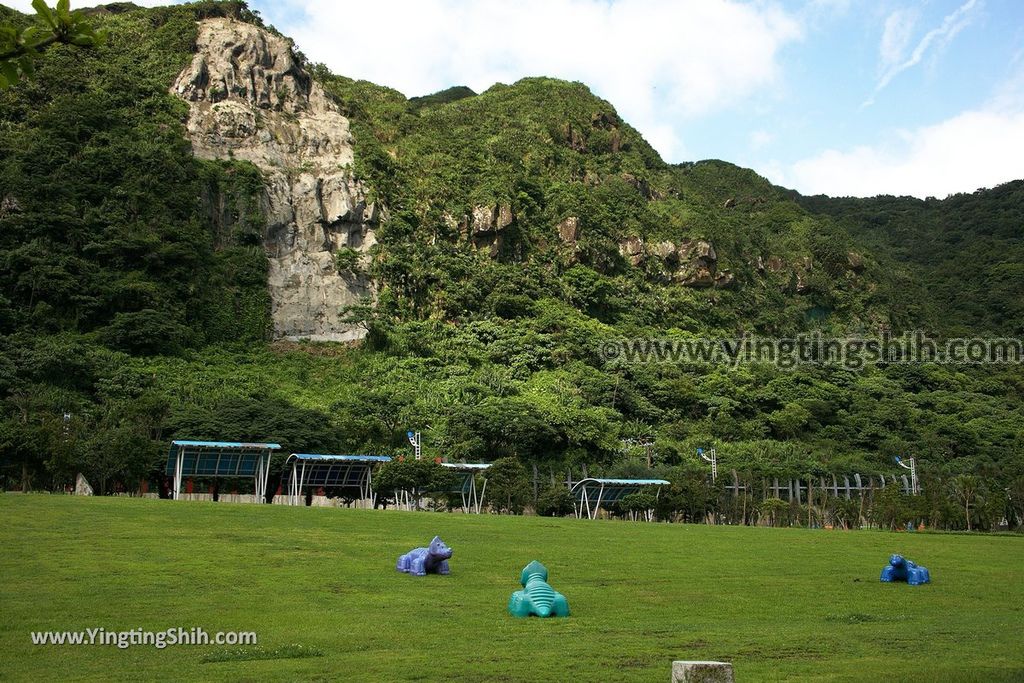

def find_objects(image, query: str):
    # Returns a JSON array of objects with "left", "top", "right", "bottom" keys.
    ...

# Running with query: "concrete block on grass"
[{"left": 671, "top": 660, "right": 734, "bottom": 683}]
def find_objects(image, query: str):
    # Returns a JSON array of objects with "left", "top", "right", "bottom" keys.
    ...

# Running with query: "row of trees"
[
  {"left": 15, "top": 444, "right": 1016, "bottom": 533},
  {"left": 647, "top": 470, "right": 1023, "bottom": 532},
  {"left": 371, "top": 461, "right": 1021, "bottom": 532}
]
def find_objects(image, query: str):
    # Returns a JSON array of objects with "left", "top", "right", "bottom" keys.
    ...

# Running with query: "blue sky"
[{"left": 10, "top": 0, "right": 1023, "bottom": 198}]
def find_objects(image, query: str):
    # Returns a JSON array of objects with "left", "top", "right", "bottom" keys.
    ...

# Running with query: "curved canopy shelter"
[
  {"left": 570, "top": 478, "right": 670, "bottom": 520},
  {"left": 166, "top": 440, "right": 281, "bottom": 503},
  {"left": 440, "top": 463, "right": 491, "bottom": 514},
  {"left": 281, "top": 454, "right": 391, "bottom": 507}
]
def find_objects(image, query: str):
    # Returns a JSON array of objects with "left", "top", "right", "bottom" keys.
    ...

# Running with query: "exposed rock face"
[
  {"left": 651, "top": 240, "right": 677, "bottom": 260},
  {"left": 591, "top": 110, "right": 622, "bottom": 152},
  {"left": 794, "top": 256, "right": 814, "bottom": 293},
  {"left": 672, "top": 240, "right": 725, "bottom": 288},
  {"left": 847, "top": 251, "right": 865, "bottom": 272},
  {"left": 455, "top": 203, "right": 513, "bottom": 256},
  {"left": 172, "top": 18, "right": 376, "bottom": 342},
  {"left": 618, "top": 236, "right": 733, "bottom": 288},
  {"left": 679, "top": 239, "right": 716, "bottom": 263},
  {"left": 556, "top": 216, "right": 580, "bottom": 244},
  {"left": 618, "top": 236, "right": 645, "bottom": 265},
  {"left": 621, "top": 172, "right": 653, "bottom": 199},
  {"left": 0, "top": 194, "right": 21, "bottom": 218},
  {"left": 469, "top": 204, "right": 512, "bottom": 235},
  {"left": 564, "top": 123, "right": 587, "bottom": 152}
]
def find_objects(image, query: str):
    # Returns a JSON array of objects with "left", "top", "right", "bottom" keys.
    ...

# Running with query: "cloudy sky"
[{"left": 9, "top": 0, "right": 1024, "bottom": 198}]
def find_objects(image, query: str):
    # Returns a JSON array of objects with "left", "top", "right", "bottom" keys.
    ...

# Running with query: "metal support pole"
[
  {"left": 213, "top": 451, "right": 223, "bottom": 495},
  {"left": 368, "top": 466, "right": 376, "bottom": 508},
  {"left": 289, "top": 462, "right": 297, "bottom": 505},
  {"left": 262, "top": 452, "right": 271, "bottom": 502},
  {"left": 477, "top": 477, "right": 487, "bottom": 514},
  {"left": 254, "top": 459, "right": 260, "bottom": 502},
  {"left": 173, "top": 445, "right": 184, "bottom": 500}
]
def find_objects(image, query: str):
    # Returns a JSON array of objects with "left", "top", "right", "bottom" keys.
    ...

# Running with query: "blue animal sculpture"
[
  {"left": 396, "top": 536, "right": 452, "bottom": 576},
  {"left": 880, "top": 554, "right": 930, "bottom": 585},
  {"left": 508, "top": 560, "right": 570, "bottom": 618}
]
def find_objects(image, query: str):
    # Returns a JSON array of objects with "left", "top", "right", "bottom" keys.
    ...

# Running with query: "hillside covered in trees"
[{"left": 1, "top": 1, "right": 1022, "bottom": 529}]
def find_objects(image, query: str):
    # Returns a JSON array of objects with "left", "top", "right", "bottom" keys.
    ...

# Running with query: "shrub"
[
  {"left": 334, "top": 247, "right": 362, "bottom": 274},
  {"left": 535, "top": 485, "right": 575, "bottom": 517}
]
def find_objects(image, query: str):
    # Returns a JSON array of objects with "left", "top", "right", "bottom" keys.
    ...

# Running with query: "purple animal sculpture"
[{"left": 396, "top": 536, "right": 452, "bottom": 576}]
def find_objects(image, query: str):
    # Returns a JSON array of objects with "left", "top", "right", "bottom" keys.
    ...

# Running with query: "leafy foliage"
[{"left": 0, "top": 0, "right": 107, "bottom": 89}]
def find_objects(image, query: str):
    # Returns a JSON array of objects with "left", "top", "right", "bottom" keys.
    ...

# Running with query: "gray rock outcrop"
[
  {"left": 445, "top": 203, "right": 514, "bottom": 256},
  {"left": 75, "top": 473, "right": 93, "bottom": 496},
  {"left": 172, "top": 18, "right": 376, "bottom": 342},
  {"left": 619, "top": 236, "right": 645, "bottom": 265},
  {"left": 618, "top": 237, "right": 733, "bottom": 288},
  {"left": 556, "top": 216, "right": 580, "bottom": 244}
]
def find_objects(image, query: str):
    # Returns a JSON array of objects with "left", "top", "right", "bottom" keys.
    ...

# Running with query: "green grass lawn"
[{"left": 1, "top": 495, "right": 1022, "bottom": 682}]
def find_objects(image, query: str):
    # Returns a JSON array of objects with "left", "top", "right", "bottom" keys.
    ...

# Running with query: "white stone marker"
[
  {"left": 671, "top": 660, "right": 734, "bottom": 683},
  {"left": 74, "top": 473, "right": 93, "bottom": 496}
]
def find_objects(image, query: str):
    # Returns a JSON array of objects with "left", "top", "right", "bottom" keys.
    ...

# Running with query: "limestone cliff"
[{"left": 172, "top": 18, "right": 376, "bottom": 342}]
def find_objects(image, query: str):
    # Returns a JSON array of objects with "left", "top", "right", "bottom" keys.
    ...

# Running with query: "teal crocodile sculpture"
[{"left": 508, "top": 560, "right": 570, "bottom": 618}]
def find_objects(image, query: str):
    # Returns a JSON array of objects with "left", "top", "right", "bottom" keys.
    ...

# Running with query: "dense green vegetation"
[
  {"left": 0, "top": 2, "right": 1022, "bottom": 530},
  {"left": 2, "top": 495, "right": 1023, "bottom": 681},
  {"left": 797, "top": 182, "right": 1024, "bottom": 337}
]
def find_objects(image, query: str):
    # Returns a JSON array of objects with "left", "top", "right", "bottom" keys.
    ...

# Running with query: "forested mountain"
[
  {"left": 1, "top": 1, "right": 1021, "bottom": 528},
  {"left": 796, "top": 183, "right": 1024, "bottom": 337}
]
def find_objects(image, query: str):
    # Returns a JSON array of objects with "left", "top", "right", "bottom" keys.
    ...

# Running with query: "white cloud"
[
  {"left": 749, "top": 129, "right": 775, "bottom": 150},
  {"left": 879, "top": 7, "right": 918, "bottom": 71},
  {"left": 864, "top": 0, "right": 981, "bottom": 107},
  {"left": 767, "top": 90, "right": 1024, "bottom": 198},
  {"left": 274, "top": 0, "right": 802, "bottom": 161}
]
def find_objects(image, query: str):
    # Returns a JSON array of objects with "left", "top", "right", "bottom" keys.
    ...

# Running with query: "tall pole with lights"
[
  {"left": 895, "top": 456, "right": 918, "bottom": 495},
  {"left": 406, "top": 431, "right": 422, "bottom": 460},
  {"left": 698, "top": 447, "right": 717, "bottom": 483}
]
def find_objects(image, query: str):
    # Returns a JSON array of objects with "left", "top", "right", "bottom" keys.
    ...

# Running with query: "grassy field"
[{"left": 1, "top": 495, "right": 1022, "bottom": 682}]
